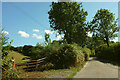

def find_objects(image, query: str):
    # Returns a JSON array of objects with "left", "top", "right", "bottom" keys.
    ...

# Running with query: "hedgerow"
[
  {"left": 43, "top": 43, "right": 91, "bottom": 69},
  {"left": 95, "top": 43, "right": 120, "bottom": 62},
  {"left": 9, "top": 42, "right": 91, "bottom": 70}
]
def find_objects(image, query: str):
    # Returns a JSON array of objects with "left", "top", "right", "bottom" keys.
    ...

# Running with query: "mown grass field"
[{"left": 7, "top": 51, "right": 30, "bottom": 64}]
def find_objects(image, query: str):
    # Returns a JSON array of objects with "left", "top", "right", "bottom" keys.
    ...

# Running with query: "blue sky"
[{"left": 2, "top": 2, "right": 118, "bottom": 47}]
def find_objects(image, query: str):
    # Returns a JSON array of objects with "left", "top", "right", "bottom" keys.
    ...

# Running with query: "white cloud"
[
  {"left": 88, "top": 32, "right": 92, "bottom": 37},
  {"left": 33, "top": 29, "right": 40, "bottom": 32},
  {"left": 111, "top": 39, "right": 118, "bottom": 42},
  {"left": 45, "top": 30, "right": 54, "bottom": 34},
  {"left": 57, "top": 35, "right": 64, "bottom": 40},
  {"left": 2, "top": 30, "right": 9, "bottom": 35},
  {"left": 113, "top": 40, "right": 118, "bottom": 42},
  {"left": 56, "top": 32, "right": 59, "bottom": 35},
  {"left": 18, "top": 31, "right": 30, "bottom": 38},
  {"left": 32, "top": 33, "right": 42, "bottom": 39},
  {"left": 111, "top": 37, "right": 118, "bottom": 42}
]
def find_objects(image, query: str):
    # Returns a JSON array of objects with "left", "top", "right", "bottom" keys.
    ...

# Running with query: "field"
[{"left": 7, "top": 51, "right": 30, "bottom": 64}]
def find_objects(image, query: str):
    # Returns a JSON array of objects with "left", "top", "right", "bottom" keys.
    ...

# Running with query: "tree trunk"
[
  {"left": 106, "top": 41, "right": 109, "bottom": 47},
  {"left": 106, "top": 37, "right": 109, "bottom": 47}
]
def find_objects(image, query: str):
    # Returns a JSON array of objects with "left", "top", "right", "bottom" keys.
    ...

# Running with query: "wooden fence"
[{"left": 16, "top": 57, "right": 46, "bottom": 70}]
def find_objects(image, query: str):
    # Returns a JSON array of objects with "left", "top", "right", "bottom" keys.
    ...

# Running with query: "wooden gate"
[{"left": 16, "top": 57, "right": 46, "bottom": 70}]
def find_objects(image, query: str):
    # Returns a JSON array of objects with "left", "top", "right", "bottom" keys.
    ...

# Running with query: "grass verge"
[
  {"left": 18, "top": 62, "right": 86, "bottom": 78},
  {"left": 66, "top": 62, "right": 86, "bottom": 78}
]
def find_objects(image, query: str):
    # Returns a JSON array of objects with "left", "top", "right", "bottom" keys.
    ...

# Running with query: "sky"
[{"left": 2, "top": 2, "right": 118, "bottom": 47}]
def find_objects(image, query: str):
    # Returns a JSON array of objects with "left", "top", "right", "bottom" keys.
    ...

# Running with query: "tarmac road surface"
[{"left": 74, "top": 57, "right": 118, "bottom": 78}]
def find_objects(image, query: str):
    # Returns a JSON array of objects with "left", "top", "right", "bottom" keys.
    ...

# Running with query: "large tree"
[
  {"left": 90, "top": 9, "right": 118, "bottom": 47},
  {"left": 85, "top": 36, "right": 104, "bottom": 50},
  {"left": 48, "top": 2, "right": 88, "bottom": 46}
]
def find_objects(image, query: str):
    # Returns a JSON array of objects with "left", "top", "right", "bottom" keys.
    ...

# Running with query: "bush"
[
  {"left": 16, "top": 47, "right": 23, "bottom": 53},
  {"left": 31, "top": 47, "right": 45, "bottom": 59},
  {"left": 34, "top": 43, "right": 91, "bottom": 69},
  {"left": 22, "top": 45, "right": 34, "bottom": 56},
  {"left": 10, "top": 46, "right": 15, "bottom": 51},
  {"left": 95, "top": 43, "right": 120, "bottom": 62},
  {"left": 91, "top": 49, "right": 95, "bottom": 55},
  {"left": 37, "top": 63, "right": 54, "bottom": 71},
  {"left": 2, "top": 59, "right": 19, "bottom": 79},
  {"left": 82, "top": 47, "right": 91, "bottom": 61},
  {"left": 47, "top": 44, "right": 85, "bottom": 69},
  {"left": 17, "top": 43, "right": 90, "bottom": 70},
  {"left": 10, "top": 46, "right": 23, "bottom": 53}
]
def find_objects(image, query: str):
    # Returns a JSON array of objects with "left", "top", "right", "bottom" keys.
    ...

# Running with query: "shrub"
[
  {"left": 31, "top": 47, "right": 45, "bottom": 59},
  {"left": 20, "top": 43, "right": 89, "bottom": 70},
  {"left": 95, "top": 43, "right": 120, "bottom": 62},
  {"left": 40, "top": 41, "right": 62, "bottom": 58},
  {"left": 16, "top": 47, "right": 23, "bottom": 53},
  {"left": 22, "top": 45, "right": 44, "bottom": 59},
  {"left": 10, "top": 46, "right": 23, "bottom": 53},
  {"left": 37, "top": 63, "right": 54, "bottom": 71},
  {"left": 82, "top": 47, "right": 91, "bottom": 61},
  {"left": 91, "top": 49, "right": 95, "bottom": 55},
  {"left": 2, "top": 59, "right": 19, "bottom": 79},
  {"left": 22, "top": 45, "right": 34, "bottom": 56},
  {"left": 10, "top": 46, "right": 15, "bottom": 51},
  {"left": 47, "top": 44, "right": 85, "bottom": 69},
  {"left": 3, "top": 67, "right": 19, "bottom": 79}
]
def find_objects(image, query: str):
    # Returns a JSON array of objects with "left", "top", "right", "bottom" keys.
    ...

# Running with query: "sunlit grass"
[{"left": 7, "top": 51, "right": 30, "bottom": 64}]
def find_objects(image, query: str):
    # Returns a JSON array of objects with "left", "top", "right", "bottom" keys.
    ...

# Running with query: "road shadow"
[
  {"left": 88, "top": 57, "right": 120, "bottom": 66},
  {"left": 87, "top": 57, "right": 97, "bottom": 62}
]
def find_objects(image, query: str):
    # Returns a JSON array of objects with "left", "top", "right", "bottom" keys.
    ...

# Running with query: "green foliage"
[
  {"left": 3, "top": 59, "right": 19, "bottom": 79},
  {"left": 19, "top": 42, "right": 90, "bottom": 69},
  {"left": 37, "top": 63, "right": 54, "bottom": 71},
  {"left": 91, "top": 49, "right": 95, "bottom": 55},
  {"left": 0, "top": 28, "right": 19, "bottom": 78},
  {"left": 22, "top": 45, "right": 34, "bottom": 56},
  {"left": 82, "top": 47, "right": 91, "bottom": 61},
  {"left": 2, "top": 40, "right": 13, "bottom": 65},
  {"left": 40, "top": 42, "right": 62, "bottom": 61},
  {"left": 47, "top": 43, "right": 85, "bottom": 69},
  {"left": 11, "top": 46, "right": 23, "bottom": 53},
  {"left": 22, "top": 45, "right": 45, "bottom": 59},
  {"left": 45, "top": 33, "right": 51, "bottom": 45},
  {"left": 0, "top": 30, "right": 9, "bottom": 45},
  {"left": 48, "top": 2, "right": 88, "bottom": 46},
  {"left": 30, "top": 47, "right": 44, "bottom": 59},
  {"left": 85, "top": 36, "right": 104, "bottom": 50},
  {"left": 90, "top": 9, "right": 118, "bottom": 47},
  {"left": 95, "top": 43, "right": 120, "bottom": 62},
  {"left": 16, "top": 47, "right": 23, "bottom": 53},
  {"left": 32, "top": 42, "right": 87, "bottom": 69}
]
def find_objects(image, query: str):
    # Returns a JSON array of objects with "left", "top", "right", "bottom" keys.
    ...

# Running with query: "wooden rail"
[{"left": 16, "top": 57, "right": 46, "bottom": 70}]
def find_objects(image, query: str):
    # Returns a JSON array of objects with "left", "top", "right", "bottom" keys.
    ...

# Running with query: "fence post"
[
  {"left": 36, "top": 60, "right": 38, "bottom": 68},
  {"left": 12, "top": 57, "right": 15, "bottom": 68}
]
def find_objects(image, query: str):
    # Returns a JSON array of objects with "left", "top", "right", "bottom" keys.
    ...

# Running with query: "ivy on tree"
[
  {"left": 48, "top": 2, "right": 88, "bottom": 46},
  {"left": 91, "top": 9, "right": 118, "bottom": 47},
  {"left": 45, "top": 33, "right": 51, "bottom": 45}
]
